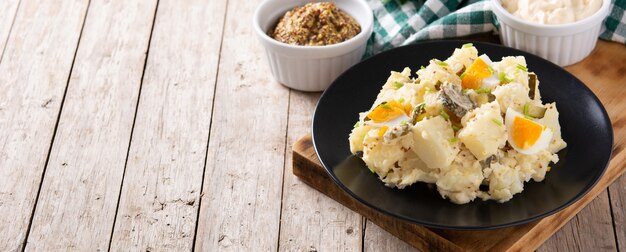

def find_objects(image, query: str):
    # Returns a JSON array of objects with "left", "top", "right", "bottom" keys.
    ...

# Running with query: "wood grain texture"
[
  {"left": 108, "top": 0, "right": 226, "bottom": 250},
  {"left": 278, "top": 91, "right": 363, "bottom": 252},
  {"left": 364, "top": 220, "right": 417, "bottom": 252},
  {"left": 0, "top": 0, "right": 20, "bottom": 60},
  {"left": 193, "top": 0, "right": 290, "bottom": 250},
  {"left": 539, "top": 192, "right": 617, "bottom": 252},
  {"left": 24, "top": 0, "right": 157, "bottom": 250},
  {"left": 609, "top": 175, "right": 626, "bottom": 252},
  {"left": 0, "top": 0, "right": 89, "bottom": 250},
  {"left": 566, "top": 40, "right": 626, "bottom": 252}
]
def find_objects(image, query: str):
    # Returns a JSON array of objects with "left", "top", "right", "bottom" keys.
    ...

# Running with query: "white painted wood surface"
[
  {"left": 193, "top": 0, "right": 290, "bottom": 250},
  {"left": 0, "top": 0, "right": 623, "bottom": 251},
  {"left": 0, "top": 0, "right": 20, "bottom": 60},
  {"left": 364, "top": 221, "right": 417, "bottom": 252},
  {"left": 609, "top": 175, "right": 626, "bottom": 252},
  {"left": 25, "top": 0, "right": 157, "bottom": 250},
  {"left": 279, "top": 91, "right": 363, "bottom": 252},
  {"left": 539, "top": 191, "right": 618, "bottom": 251},
  {"left": 0, "top": 0, "right": 89, "bottom": 250},
  {"left": 109, "top": 0, "right": 226, "bottom": 250}
]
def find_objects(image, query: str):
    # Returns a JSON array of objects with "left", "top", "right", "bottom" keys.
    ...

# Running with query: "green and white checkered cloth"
[{"left": 365, "top": 0, "right": 626, "bottom": 57}]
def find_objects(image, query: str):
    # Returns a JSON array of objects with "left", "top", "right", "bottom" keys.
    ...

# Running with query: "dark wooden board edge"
[{"left": 293, "top": 134, "right": 626, "bottom": 252}]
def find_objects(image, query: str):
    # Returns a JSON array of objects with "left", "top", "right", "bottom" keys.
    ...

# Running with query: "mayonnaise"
[{"left": 501, "top": 0, "right": 603, "bottom": 24}]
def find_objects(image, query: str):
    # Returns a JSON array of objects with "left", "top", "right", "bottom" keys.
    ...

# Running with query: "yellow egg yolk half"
[
  {"left": 511, "top": 116, "right": 544, "bottom": 150},
  {"left": 367, "top": 101, "right": 410, "bottom": 123},
  {"left": 461, "top": 58, "right": 492, "bottom": 89}
]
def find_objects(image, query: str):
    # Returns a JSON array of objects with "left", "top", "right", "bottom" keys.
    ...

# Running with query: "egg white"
[
  {"left": 478, "top": 54, "right": 500, "bottom": 90},
  {"left": 365, "top": 113, "right": 412, "bottom": 128},
  {"left": 504, "top": 108, "right": 552, "bottom": 155}
]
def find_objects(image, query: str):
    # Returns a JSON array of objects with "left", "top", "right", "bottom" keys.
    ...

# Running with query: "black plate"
[{"left": 312, "top": 40, "right": 613, "bottom": 230}]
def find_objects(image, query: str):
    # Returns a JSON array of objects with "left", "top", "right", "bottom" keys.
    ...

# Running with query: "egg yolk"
[
  {"left": 511, "top": 116, "right": 543, "bottom": 150},
  {"left": 461, "top": 58, "right": 492, "bottom": 89},
  {"left": 367, "top": 101, "right": 410, "bottom": 123}
]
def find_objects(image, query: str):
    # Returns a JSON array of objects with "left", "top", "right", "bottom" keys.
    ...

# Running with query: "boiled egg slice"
[
  {"left": 365, "top": 101, "right": 412, "bottom": 128},
  {"left": 461, "top": 55, "right": 498, "bottom": 90},
  {"left": 504, "top": 107, "right": 552, "bottom": 155}
]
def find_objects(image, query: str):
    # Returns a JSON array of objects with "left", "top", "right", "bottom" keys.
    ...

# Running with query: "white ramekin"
[
  {"left": 491, "top": 0, "right": 610, "bottom": 66},
  {"left": 253, "top": 0, "right": 373, "bottom": 92}
]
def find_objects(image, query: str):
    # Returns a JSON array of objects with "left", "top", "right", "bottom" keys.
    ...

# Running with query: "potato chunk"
[
  {"left": 411, "top": 116, "right": 458, "bottom": 169},
  {"left": 458, "top": 101, "right": 507, "bottom": 161}
]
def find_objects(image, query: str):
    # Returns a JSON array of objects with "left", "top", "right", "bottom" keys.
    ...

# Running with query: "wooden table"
[{"left": 0, "top": 0, "right": 623, "bottom": 251}]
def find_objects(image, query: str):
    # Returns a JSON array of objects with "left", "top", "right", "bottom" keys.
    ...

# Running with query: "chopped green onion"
[
  {"left": 400, "top": 120, "right": 408, "bottom": 126},
  {"left": 452, "top": 125, "right": 461, "bottom": 131},
  {"left": 440, "top": 111, "right": 450, "bottom": 120},
  {"left": 517, "top": 64, "right": 528, "bottom": 72},
  {"left": 420, "top": 65, "right": 425, "bottom": 70},
  {"left": 491, "top": 118, "right": 502, "bottom": 126},
  {"left": 392, "top": 81, "right": 404, "bottom": 89},
  {"left": 499, "top": 72, "right": 514, "bottom": 83},
  {"left": 475, "top": 88, "right": 491, "bottom": 94},
  {"left": 487, "top": 65, "right": 496, "bottom": 74},
  {"left": 523, "top": 103, "right": 529, "bottom": 115},
  {"left": 436, "top": 60, "right": 448, "bottom": 67},
  {"left": 460, "top": 72, "right": 467, "bottom": 79},
  {"left": 353, "top": 122, "right": 360, "bottom": 128},
  {"left": 449, "top": 137, "right": 459, "bottom": 143},
  {"left": 462, "top": 43, "right": 473, "bottom": 48},
  {"left": 398, "top": 97, "right": 405, "bottom": 103},
  {"left": 380, "top": 103, "right": 392, "bottom": 109},
  {"left": 368, "top": 167, "right": 375, "bottom": 174}
]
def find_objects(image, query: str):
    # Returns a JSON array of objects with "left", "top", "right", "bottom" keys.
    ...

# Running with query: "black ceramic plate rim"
[{"left": 312, "top": 40, "right": 614, "bottom": 230}]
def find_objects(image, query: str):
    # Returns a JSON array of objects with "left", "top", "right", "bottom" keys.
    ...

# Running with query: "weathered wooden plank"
[
  {"left": 108, "top": 0, "right": 226, "bottom": 250},
  {"left": 364, "top": 220, "right": 417, "bottom": 252},
  {"left": 609, "top": 175, "right": 626, "bottom": 252},
  {"left": 0, "top": 0, "right": 20, "bottom": 59},
  {"left": 539, "top": 191, "right": 617, "bottom": 252},
  {"left": 0, "top": 0, "right": 89, "bottom": 250},
  {"left": 23, "top": 0, "right": 157, "bottom": 250},
  {"left": 193, "top": 0, "right": 290, "bottom": 250},
  {"left": 278, "top": 91, "right": 363, "bottom": 252}
]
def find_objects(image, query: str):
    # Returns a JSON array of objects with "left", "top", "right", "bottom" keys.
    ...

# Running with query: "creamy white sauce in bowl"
[{"left": 501, "top": 0, "right": 603, "bottom": 25}]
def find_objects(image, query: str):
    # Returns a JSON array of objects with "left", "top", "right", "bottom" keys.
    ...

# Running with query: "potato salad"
[{"left": 348, "top": 44, "right": 567, "bottom": 204}]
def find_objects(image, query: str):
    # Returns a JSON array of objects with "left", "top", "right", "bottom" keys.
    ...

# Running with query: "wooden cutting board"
[{"left": 292, "top": 40, "right": 626, "bottom": 252}]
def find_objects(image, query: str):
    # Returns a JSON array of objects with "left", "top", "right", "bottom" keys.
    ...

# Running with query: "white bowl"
[
  {"left": 253, "top": 0, "right": 373, "bottom": 91},
  {"left": 491, "top": 0, "right": 610, "bottom": 66}
]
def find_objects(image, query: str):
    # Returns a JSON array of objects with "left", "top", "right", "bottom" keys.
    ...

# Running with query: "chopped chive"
[
  {"left": 440, "top": 111, "right": 450, "bottom": 120},
  {"left": 392, "top": 81, "right": 404, "bottom": 89},
  {"left": 524, "top": 115, "right": 535, "bottom": 120},
  {"left": 398, "top": 97, "right": 405, "bottom": 103},
  {"left": 420, "top": 65, "right": 425, "bottom": 70},
  {"left": 449, "top": 137, "right": 459, "bottom": 143},
  {"left": 475, "top": 88, "right": 491, "bottom": 94},
  {"left": 487, "top": 65, "right": 496, "bottom": 74},
  {"left": 436, "top": 60, "right": 448, "bottom": 67},
  {"left": 400, "top": 120, "right": 408, "bottom": 126},
  {"left": 523, "top": 103, "right": 529, "bottom": 116},
  {"left": 460, "top": 72, "right": 467, "bottom": 79},
  {"left": 353, "top": 122, "right": 360, "bottom": 128},
  {"left": 452, "top": 125, "right": 461, "bottom": 131},
  {"left": 368, "top": 167, "right": 375, "bottom": 174},
  {"left": 462, "top": 43, "right": 473, "bottom": 48},
  {"left": 380, "top": 103, "right": 392, "bottom": 109},
  {"left": 499, "top": 72, "right": 514, "bottom": 83},
  {"left": 491, "top": 118, "right": 502, "bottom": 126},
  {"left": 517, "top": 64, "right": 528, "bottom": 72}
]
